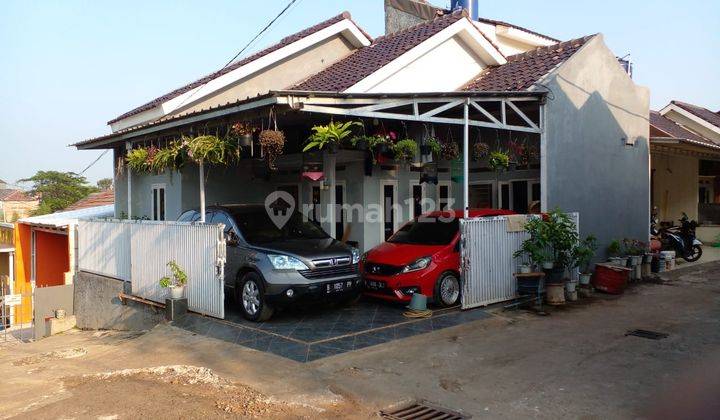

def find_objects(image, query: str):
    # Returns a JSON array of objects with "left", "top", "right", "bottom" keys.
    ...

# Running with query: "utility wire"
[
  {"left": 167, "top": 0, "right": 302, "bottom": 114},
  {"left": 79, "top": 149, "right": 110, "bottom": 175}
]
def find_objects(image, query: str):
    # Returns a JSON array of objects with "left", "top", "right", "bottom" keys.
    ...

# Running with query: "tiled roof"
[
  {"left": 292, "top": 10, "right": 470, "bottom": 92},
  {"left": 476, "top": 17, "right": 560, "bottom": 43},
  {"left": 671, "top": 100, "right": 720, "bottom": 129},
  {"left": 463, "top": 35, "right": 594, "bottom": 92},
  {"left": 0, "top": 189, "right": 37, "bottom": 202},
  {"left": 65, "top": 189, "right": 115, "bottom": 211},
  {"left": 108, "top": 12, "right": 359, "bottom": 125},
  {"left": 650, "top": 111, "right": 718, "bottom": 148}
]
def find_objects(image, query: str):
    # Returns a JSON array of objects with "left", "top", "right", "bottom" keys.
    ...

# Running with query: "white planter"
[
  {"left": 579, "top": 273, "right": 591, "bottom": 286},
  {"left": 169, "top": 285, "right": 185, "bottom": 299},
  {"left": 542, "top": 261, "right": 554, "bottom": 270},
  {"left": 546, "top": 283, "right": 565, "bottom": 305},
  {"left": 518, "top": 264, "right": 532, "bottom": 274},
  {"left": 565, "top": 281, "right": 577, "bottom": 293}
]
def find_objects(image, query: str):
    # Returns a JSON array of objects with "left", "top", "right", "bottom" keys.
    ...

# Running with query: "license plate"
[
  {"left": 326, "top": 281, "right": 346, "bottom": 294},
  {"left": 366, "top": 280, "right": 386, "bottom": 290}
]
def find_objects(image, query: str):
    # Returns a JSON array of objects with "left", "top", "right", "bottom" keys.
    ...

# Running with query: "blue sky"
[{"left": 1, "top": 0, "right": 718, "bottom": 185}]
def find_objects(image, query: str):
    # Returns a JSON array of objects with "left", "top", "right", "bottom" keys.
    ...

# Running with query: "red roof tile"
[
  {"left": 292, "top": 10, "right": 470, "bottom": 92},
  {"left": 671, "top": 100, "right": 720, "bottom": 129},
  {"left": 463, "top": 35, "right": 594, "bottom": 92},
  {"left": 108, "top": 12, "right": 360, "bottom": 125},
  {"left": 65, "top": 189, "right": 115, "bottom": 211},
  {"left": 650, "top": 111, "right": 718, "bottom": 148},
  {"left": 0, "top": 189, "right": 37, "bottom": 202}
]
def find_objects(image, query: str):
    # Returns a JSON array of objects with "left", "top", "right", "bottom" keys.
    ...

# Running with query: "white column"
[
  {"left": 199, "top": 160, "right": 206, "bottom": 223},
  {"left": 125, "top": 141, "right": 132, "bottom": 219},
  {"left": 539, "top": 102, "right": 548, "bottom": 212},
  {"left": 323, "top": 152, "right": 337, "bottom": 238},
  {"left": 463, "top": 99, "right": 470, "bottom": 219},
  {"left": 66, "top": 225, "right": 76, "bottom": 285}
]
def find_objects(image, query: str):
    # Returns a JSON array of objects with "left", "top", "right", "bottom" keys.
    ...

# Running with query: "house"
[
  {"left": 73, "top": 0, "right": 649, "bottom": 256},
  {"left": 1, "top": 222, "right": 14, "bottom": 329},
  {"left": 649, "top": 100, "right": 720, "bottom": 242},
  {"left": 64, "top": 188, "right": 115, "bottom": 211},
  {"left": 0, "top": 180, "right": 39, "bottom": 222}
]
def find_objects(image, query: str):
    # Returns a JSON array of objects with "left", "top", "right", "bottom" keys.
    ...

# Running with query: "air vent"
[{"left": 381, "top": 401, "right": 467, "bottom": 420}]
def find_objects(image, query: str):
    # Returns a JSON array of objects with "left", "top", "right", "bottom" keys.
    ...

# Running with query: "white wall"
[{"left": 652, "top": 152, "right": 699, "bottom": 221}]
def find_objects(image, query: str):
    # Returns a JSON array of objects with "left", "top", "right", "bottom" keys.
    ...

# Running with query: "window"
[
  {"left": 151, "top": 184, "right": 166, "bottom": 221},
  {"left": 178, "top": 210, "right": 199, "bottom": 222},
  {"left": 437, "top": 182, "right": 451, "bottom": 211},
  {"left": 469, "top": 183, "right": 493, "bottom": 208},
  {"left": 210, "top": 211, "right": 235, "bottom": 235}
]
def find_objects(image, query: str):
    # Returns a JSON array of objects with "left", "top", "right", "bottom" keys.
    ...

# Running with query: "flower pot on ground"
[
  {"left": 570, "top": 234, "right": 597, "bottom": 287},
  {"left": 542, "top": 261, "right": 554, "bottom": 270},
  {"left": 159, "top": 260, "right": 188, "bottom": 300},
  {"left": 579, "top": 273, "right": 592, "bottom": 285},
  {"left": 547, "top": 266, "right": 565, "bottom": 284},
  {"left": 565, "top": 281, "right": 578, "bottom": 301},
  {"left": 546, "top": 283, "right": 565, "bottom": 305}
]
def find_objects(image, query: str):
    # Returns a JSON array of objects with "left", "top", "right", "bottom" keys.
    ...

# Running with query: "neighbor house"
[
  {"left": 74, "top": 0, "right": 649, "bottom": 255},
  {"left": 0, "top": 180, "right": 39, "bottom": 222},
  {"left": 649, "top": 100, "right": 720, "bottom": 242}
]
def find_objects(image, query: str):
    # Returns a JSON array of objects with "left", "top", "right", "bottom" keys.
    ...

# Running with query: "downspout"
[
  {"left": 463, "top": 99, "right": 470, "bottom": 219},
  {"left": 199, "top": 159, "right": 206, "bottom": 223},
  {"left": 539, "top": 101, "right": 548, "bottom": 212}
]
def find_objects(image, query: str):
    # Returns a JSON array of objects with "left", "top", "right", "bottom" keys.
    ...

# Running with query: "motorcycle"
[{"left": 657, "top": 213, "right": 703, "bottom": 262}]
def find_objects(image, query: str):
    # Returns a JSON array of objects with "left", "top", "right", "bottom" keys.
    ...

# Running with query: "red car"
[{"left": 361, "top": 209, "right": 515, "bottom": 307}]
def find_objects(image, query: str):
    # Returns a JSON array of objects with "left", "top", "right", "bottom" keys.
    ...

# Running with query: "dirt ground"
[{"left": 1, "top": 261, "right": 719, "bottom": 419}]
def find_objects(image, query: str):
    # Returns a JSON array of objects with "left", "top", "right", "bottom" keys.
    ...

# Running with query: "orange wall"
[
  {"left": 35, "top": 230, "right": 69, "bottom": 288},
  {"left": 13, "top": 223, "right": 32, "bottom": 324}
]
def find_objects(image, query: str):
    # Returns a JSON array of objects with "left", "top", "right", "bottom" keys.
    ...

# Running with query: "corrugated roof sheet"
[{"left": 463, "top": 35, "right": 594, "bottom": 91}]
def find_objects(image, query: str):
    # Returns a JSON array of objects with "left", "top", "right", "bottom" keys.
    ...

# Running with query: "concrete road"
[{"left": 1, "top": 262, "right": 718, "bottom": 419}]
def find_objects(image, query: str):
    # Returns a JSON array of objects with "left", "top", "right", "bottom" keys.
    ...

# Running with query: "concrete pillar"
[{"left": 323, "top": 152, "right": 337, "bottom": 238}]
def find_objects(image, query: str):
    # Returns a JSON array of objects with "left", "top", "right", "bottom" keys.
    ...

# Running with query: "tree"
[
  {"left": 20, "top": 171, "right": 98, "bottom": 215},
  {"left": 96, "top": 178, "right": 113, "bottom": 190}
]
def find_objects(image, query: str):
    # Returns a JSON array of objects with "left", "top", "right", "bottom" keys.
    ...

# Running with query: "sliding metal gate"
[{"left": 460, "top": 213, "right": 579, "bottom": 309}]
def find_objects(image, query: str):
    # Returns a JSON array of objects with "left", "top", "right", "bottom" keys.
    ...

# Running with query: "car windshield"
[
  {"left": 388, "top": 217, "right": 459, "bottom": 245},
  {"left": 231, "top": 207, "right": 328, "bottom": 245}
]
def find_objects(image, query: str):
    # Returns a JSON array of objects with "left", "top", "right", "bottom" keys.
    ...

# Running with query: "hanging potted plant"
[
  {"left": 440, "top": 138, "right": 460, "bottom": 161},
  {"left": 126, "top": 147, "right": 150, "bottom": 172},
  {"left": 420, "top": 137, "right": 441, "bottom": 157},
  {"left": 258, "top": 109, "right": 285, "bottom": 170},
  {"left": 472, "top": 142, "right": 490, "bottom": 161},
  {"left": 187, "top": 135, "right": 232, "bottom": 165},
  {"left": 488, "top": 150, "right": 511, "bottom": 172},
  {"left": 159, "top": 260, "right": 188, "bottom": 299},
  {"left": 392, "top": 139, "right": 419, "bottom": 163},
  {"left": 303, "top": 120, "right": 360, "bottom": 154},
  {"left": 351, "top": 135, "right": 374, "bottom": 151},
  {"left": 231, "top": 122, "right": 254, "bottom": 148}
]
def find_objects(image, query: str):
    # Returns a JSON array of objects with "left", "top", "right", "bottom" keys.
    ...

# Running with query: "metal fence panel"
[
  {"left": 460, "top": 213, "right": 579, "bottom": 309},
  {"left": 78, "top": 220, "right": 226, "bottom": 318},
  {"left": 78, "top": 220, "right": 130, "bottom": 281}
]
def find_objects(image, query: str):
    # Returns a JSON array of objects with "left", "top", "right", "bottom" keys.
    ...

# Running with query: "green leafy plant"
[
  {"left": 607, "top": 240, "right": 622, "bottom": 257},
  {"left": 392, "top": 139, "right": 419, "bottom": 162},
  {"left": 187, "top": 135, "right": 233, "bottom": 165},
  {"left": 149, "top": 141, "right": 185, "bottom": 173},
  {"left": 424, "top": 137, "right": 441, "bottom": 156},
  {"left": 622, "top": 238, "right": 647, "bottom": 256},
  {"left": 303, "top": 121, "right": 361, "bottom": 152},
  {"left": 514, "top": 216, "right": 552, "bottom": 267},
  {"left": 488, "top": 150, "right": 510, "bottom": 172},
  {"left": 571, "top": 235, "right": 598, "bottom": 273},
  {"left": 126, "top": 147, "right": 150, "bottom": 172},
  {"left": 159, "top": 260, "right": 188, "bottom": 288},
  {"left": 516, "top": 209, "right": 579, "bottom": 269}
]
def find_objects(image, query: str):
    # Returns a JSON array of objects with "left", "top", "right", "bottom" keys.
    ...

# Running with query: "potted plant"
[
  {"left": 231, "top": 122, "right": 254, "bottom": 147},
  {"left": 350, "top": 135, "right": 373, "bottom": 151},
  {"left": 607, "top": 240, "right": 626, "bottom": 267},
  {"left": 259, "top": 129, "right": 285, "bottom": 170},
  {"left": 472, "top": 142, "right": 490, "bottom": 161},
  {"left": 572, "top": 235, "right": 597, "bottom": 286},
  {"left": 488, "top": 150, "right": 510, "bottom": 172},
  {"left": 159, "top": 260, "right": 188, "bottom": 299},
  {"left": 303, "top": 121, "right": 360, "bottom": 154},
  {"left": 126, "top": 147, "right": 150, "bottom": 172},
  {"left": 392, "top": 139, "right": 419, "bottom": 163},
  {"left": 420, "top": 137, "right": 441, "bottom": 157},
  {"left": 515, "top": 216, "right": 553, "bottom": 271},
  {"left": 440, "top": 138, "right": 459, "bottom": 161}
]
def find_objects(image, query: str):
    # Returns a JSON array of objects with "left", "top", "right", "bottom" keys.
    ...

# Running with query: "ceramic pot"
[
  {"left": 238, "top": 134, "right": 253, "bottom": 148},
  {"left": 579, "top": 273, "right": 591, "bottom": 285},
  {"left": 546, "top": 283, "right": 565, "bottom": 305},
  {"left": 169, "top": 285, "right": 185, "bottom": 299},
  {"left": 518, "top": 264, "right": 532, "bottom": 274}
]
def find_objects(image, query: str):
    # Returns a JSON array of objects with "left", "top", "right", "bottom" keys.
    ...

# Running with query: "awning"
[{"left": 18, "top": 204, "right": 115, "bottom": 228}]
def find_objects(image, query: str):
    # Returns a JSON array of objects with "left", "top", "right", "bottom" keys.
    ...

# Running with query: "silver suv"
[{"left": 178, "top": 205, "right": 361, "bottom": 321}]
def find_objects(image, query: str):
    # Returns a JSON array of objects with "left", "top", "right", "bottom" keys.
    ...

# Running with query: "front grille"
[
  {"left": 364, "top": 262, "right": 403, "bottom": 276},
  {"left": 299, "top": 264, "right": 358, "bottom": 280}
]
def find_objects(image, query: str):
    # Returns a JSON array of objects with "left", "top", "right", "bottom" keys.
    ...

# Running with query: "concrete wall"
[
  {"left": 385, "top": 2, "right": 428, "bottom": 34},
  {"left": 33, "top": 284, "right": 74, "bottom": 339},
  {"left": 543, "top": 34, "right": 650, "bottom": 258},
  {"left": 74, "top": 271, "right": 163, "bottom": 331},
  {"left": 652, "top": 152, "right": 699, "bottom": 222}
]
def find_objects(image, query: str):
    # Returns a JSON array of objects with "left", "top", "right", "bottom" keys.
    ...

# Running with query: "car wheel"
[
  {"left": 434, "top": 272, "right": 460, "bottom": 307},
  {"left": 237, "top": 272, "right": 274, "bottom": 322}
]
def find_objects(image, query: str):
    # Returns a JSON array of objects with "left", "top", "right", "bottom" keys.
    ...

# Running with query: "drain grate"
[
  {"left": 380, "top": 401, "right": 468, "bottom": 420},
  {"left": 625, "top": 329, "right": 669, "bottom": 340}
]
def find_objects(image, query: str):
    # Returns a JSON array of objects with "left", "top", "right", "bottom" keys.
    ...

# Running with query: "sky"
[{"left": 1, "top": 0, "right": 718, "bottom": 186}]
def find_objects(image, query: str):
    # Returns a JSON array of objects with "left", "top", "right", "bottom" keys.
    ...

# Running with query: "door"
[
  {"left": 469, "top": 183, "right": 494, "bottom": 209},
  {"left": 512, "top": 181, "right": 529, "bottom": 213},
  {"left": 437, "top": 182, "right": 451, "bottom": 210},
  {"left": 499, "top": 182, "right": 510, "bottom": 210}
]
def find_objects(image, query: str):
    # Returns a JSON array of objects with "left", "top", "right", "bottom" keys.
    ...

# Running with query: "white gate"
[
  {"left": 78, "top": 220, "right": 226, "bottom": 318},
  {"left": 460, "top": 213, "right": 579, "bottom": 309}
]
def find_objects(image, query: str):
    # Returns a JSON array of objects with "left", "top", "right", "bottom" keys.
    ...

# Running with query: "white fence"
[
  {"left": 460, "top": 213, "right": 579, "bottom": 309},
  {"left": 78, "top": 220, "right": 226, "bottom": 318}
]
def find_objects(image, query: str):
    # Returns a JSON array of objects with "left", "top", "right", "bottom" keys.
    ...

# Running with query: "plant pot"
[
  {"left": 578, "top": 285, "right": 593, "bottom": 298},
  {"left": 541, "top": 261, "right": 554, "bottom": 270},
  {"left": 518, "top": 264, "right": 532, "bottom": 274},
  {"left": 608, "top": 257, "right": 626, "bottom": 267},
  {"left": 238, "top": 134, "right": 253, "bottom": 148},
  {"left": 643, "top": 254, "right": 653, "bottom": 264},
  {"left": 579, "top": 273, "right": 591, "bottom": 286},
  {"left": 565, "top": 280, "right": 577, "bottom": 293},
  {"left": 592, "top": 263, "right": 630, "bottom": 294},
  {"left": 546, "top": 283, "right": 565, "bottom": 305},
  {"left": 327, "top": 142, "right": 339, "bottom": 154},
  {"left": 630, "top": 255, "right": 641, "bottom": 266},
  {"left": 355, "top": 139, "right": 368, "bottom": 151},
  {"left": 169, "top": 285, "right": 185, "bottom": 299},
  {"left": 376, "top": 143, "right": 389, "bottom": 155},
  {"left": 420, "top": 145, "right": 432, "bottom": 156}
]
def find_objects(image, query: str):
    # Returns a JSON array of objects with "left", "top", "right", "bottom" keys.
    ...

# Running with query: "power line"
[
  {"left": 167, "top": 0, "right": 302, "bottom": 114},
  {"left": 79, "top": 149, "right": 110, "bottom": 175}
]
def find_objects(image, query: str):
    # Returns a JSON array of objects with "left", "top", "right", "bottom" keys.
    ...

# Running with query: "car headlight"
[
  {"left": 351, "top": 248, "right": 361, "bottom": 264},
  {"left": 267, "top": 254, "right": 309, "bottom": 270},
  {"left": 402, "top": 256, "right": 432, "bottom": 273}
]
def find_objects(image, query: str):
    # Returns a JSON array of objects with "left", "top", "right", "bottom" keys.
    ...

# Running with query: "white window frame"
[
  {"left": 379, "top": 179, "right": 399, "bottom": 242},
  {"left": 151, "top": 183, "right": 167, "bottom": 221}
]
